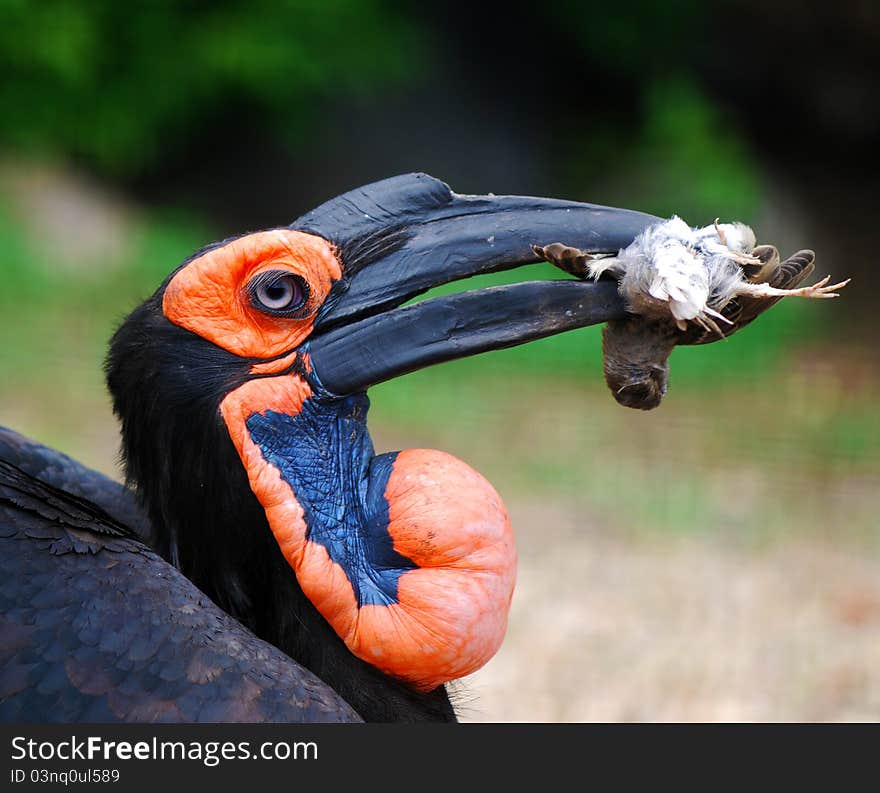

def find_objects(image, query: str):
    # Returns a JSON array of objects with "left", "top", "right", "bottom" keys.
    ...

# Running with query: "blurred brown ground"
[
  {"left": 462, "top": 504, "right": 880, "bottom": 721},
  {"left": 371, "top": 366, "right": 880, "bottom": 721}
]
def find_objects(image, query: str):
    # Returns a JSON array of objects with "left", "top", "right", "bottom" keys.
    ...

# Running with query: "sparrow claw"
[
  {"left": 704, "top": 305, "right": 734, "bottom": 326},
  {"left": 693, "top": 311, "right": 727, "bottom": 339},
  {"left": 738, "top": 275, "right": 851, "bottom": 300},
  {"left": 734, "top": 252, "right": 762, "bottom": 268},
  {"left": 799, "top": 276, "right": 850, "bottom": 297}
]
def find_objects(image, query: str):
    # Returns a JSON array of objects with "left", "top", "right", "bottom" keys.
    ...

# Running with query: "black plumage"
[
  {"left": 0, "top": 457, "right": 358, "bottom": 723},
  {"left": 0, "top": 426, "right": 151, "bottom": 544}
]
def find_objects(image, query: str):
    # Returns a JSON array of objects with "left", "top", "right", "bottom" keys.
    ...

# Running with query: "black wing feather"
[
  {"left": 0, "top": 425, "right": 153, "bottom": 544},
  {"left": 0, "top": 460, "right": 360, "bottom": 723}
]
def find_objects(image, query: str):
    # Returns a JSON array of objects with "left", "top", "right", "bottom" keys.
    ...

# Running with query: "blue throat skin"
[{"left": 245, "top": 392, "right": 418, "bottom": 607}]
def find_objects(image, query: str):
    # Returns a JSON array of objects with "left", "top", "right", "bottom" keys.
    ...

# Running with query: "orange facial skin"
[
  {"left": 249, "top": 351, "right": 300, "bottom": 376},
  {"left": 163, "top": 229, "right": 341, "bottom": 359},
  {"left": 166, "top": 229, "right": 517, "bottom": 692}
]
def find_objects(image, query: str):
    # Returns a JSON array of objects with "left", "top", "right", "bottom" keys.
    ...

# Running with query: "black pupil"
[{"left": 267, "top": 282, "right": 290, "bottom": 302}]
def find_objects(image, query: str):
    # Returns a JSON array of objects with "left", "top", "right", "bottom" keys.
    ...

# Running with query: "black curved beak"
[{"left": 295, "top": 173, "right": 659, "bottom": 395}]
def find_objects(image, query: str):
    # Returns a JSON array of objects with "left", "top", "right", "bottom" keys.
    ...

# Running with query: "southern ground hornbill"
[{"left": 0, "top": 173, "right": 817, "bottom": 722}]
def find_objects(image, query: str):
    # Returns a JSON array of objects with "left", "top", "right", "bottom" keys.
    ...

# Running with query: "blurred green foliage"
[
  {"left": 623, "top": 76, "right": 763, "bottom": 221},
  {"left": 0, "top": 1, "right": 760, "bottom": 223},
  {"left": 0, "top": 195, "right": 207, "bottom": 396},
  {"left": 547, "top": 0, "right": 707, "bottom": 76},
  {"left": 1, "top": 1, "right": 873, "bottom": 545},
  {"left": 571, "top": 74, "right": 763, "bottom": 223},
  {"left": 0, "top": 0, "right": 424, "bottom": 173}
]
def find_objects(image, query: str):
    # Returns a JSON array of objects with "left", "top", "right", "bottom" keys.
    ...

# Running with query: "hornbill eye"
[{"left": 248, "top": 271, "right": 310, "bottom": 315}]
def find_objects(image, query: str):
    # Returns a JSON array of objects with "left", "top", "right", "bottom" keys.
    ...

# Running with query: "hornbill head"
[{"left": 106, "top": 173, "right": 656, "bottom": 702}]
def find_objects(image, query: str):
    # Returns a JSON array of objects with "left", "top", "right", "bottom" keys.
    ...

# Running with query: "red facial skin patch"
[
  {"left": 221, "top": 376, "right": 517, "bottom": 692},
  {"left": 163, "top": 230, "right": 341, "bottom": 359},
  {"left": 360, "top": 448, "right": 517, "bottom": 689}
]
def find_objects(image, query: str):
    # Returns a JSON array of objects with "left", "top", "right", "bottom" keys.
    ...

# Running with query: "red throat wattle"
[{"left": 220, "top": 375, "right": 517, "bottom": 692}]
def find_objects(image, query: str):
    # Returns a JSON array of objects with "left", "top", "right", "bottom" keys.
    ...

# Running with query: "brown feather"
[{"left": 531, "top": 243, "right": 596, "bottom": 279}]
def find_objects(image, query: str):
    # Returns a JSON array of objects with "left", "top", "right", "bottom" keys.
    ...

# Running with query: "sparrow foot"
[{"left": 736, "top": 274, "right": 851, "bottom": 300}]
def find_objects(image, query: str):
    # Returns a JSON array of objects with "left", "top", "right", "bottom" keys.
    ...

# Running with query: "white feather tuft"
[{"left": 609, "top": 216, "right": 756, "bottom": 328}]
